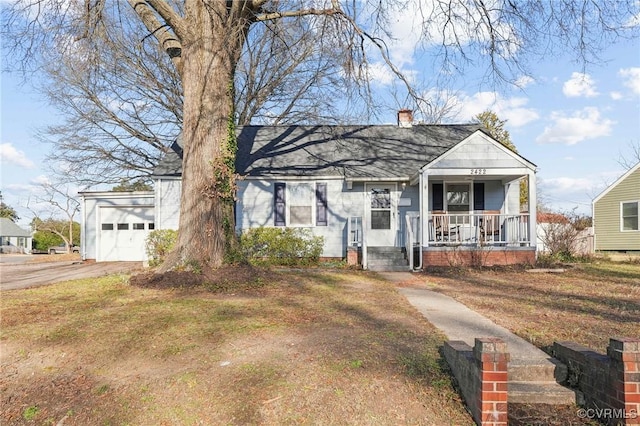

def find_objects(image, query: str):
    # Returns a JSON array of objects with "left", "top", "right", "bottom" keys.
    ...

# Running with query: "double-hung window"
[
  {"left": 621, "top": 201, "right": 639, "bottom": 231},
  {"left": 274, "top": 182, "right": 328, "bottom": 227}
]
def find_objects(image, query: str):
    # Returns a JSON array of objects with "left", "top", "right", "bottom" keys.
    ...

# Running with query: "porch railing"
[{"left": 428, "top": 212, "right": 531, "bottom": 246}]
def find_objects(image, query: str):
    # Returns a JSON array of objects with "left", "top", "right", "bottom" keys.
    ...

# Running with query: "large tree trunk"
[{"left": 159, "top": 2, "right": 249, "bottom": 271}]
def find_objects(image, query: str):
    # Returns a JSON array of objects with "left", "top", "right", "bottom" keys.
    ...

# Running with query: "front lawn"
[{"left": 1, "top": 270, "right": 472, "bottom": 425}]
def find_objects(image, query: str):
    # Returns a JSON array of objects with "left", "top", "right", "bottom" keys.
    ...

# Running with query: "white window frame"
[
  {"left": 620, "top": 200, "right": 640, "bottom": 232},
  {"left": 286, "top": 181, "right": 316, "bottom": 228},
  {"left": 445, "top": 182, "right": 473, "bottom": 214}
]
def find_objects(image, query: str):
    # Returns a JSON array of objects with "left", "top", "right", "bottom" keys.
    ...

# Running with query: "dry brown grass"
[
  {"left": 1, "top": 269, "right": 473, "bottom": 425},
  {"left": 26, "top": 253, "right": 82, "bottom": 263},
  {"left": 420, "top": 262, "right": 640, "bottom": 354}
]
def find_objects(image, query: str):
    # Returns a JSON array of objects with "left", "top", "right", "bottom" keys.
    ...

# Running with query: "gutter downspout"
[{"left": 417, "top": 173, "right": 423, "bottom": 270}]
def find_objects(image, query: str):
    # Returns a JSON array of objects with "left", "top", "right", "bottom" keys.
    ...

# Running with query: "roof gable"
[
  {"left": 0, "top": 218, "right": 31, "bottom": 237},
  {"left": 593, "top": 162, "right": 640, "bottom": 204},
  {"left": 424, "top": 130, "right": 537, "bottom": 171},
  {"left": 153, "top": 124, "right": 482, "bottom": 179}
]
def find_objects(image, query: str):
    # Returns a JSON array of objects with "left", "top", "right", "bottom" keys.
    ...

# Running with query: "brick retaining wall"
[
  {"left": 553, "top": 338, "right": 640, "bottom": 425},
  {"left": 443, "top": 338, "right": 509, "bottom": 426}
]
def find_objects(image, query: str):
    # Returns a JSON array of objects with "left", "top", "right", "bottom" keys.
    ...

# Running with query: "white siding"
[
  {"left": 236, "top": 179, "right": 371, "bottom": 258},
  {"left": 505, "top": 181, "right": 520, "bottom": 214},
  {"left": 155, "top": 178, "right": 181, "bottom": 230},
  {"left": 484, "top": 180, "right": 504, "bottom": 211},
  {"left": 432, "top": 134, "right": 529, "bottom": 170}
]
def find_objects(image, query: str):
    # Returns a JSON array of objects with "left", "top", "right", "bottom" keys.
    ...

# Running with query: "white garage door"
[{"left": 98, "top": 206, "right": 155, "bottom": 262}]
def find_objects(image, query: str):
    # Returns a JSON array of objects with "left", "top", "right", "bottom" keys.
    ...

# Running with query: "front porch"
[
  {"left": 348, "top": 211, "right": 536, "bottom": 270},
  {"left": 345, "top": 129, "right": 538, "bottom": 270}
]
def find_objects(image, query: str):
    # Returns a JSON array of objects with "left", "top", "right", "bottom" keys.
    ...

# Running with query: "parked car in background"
[{"left": 48, "top": 244, "right": 80, "bottom": 255}]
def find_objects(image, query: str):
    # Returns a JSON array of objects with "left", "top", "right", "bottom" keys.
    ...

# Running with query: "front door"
[{"left": 366, "top": 183, "right": 397, "bottom": 246}]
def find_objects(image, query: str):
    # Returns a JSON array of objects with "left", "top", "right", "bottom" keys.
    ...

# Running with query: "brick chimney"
[{"left": 397, "top": 109, "right": 413, "bottom": 127}]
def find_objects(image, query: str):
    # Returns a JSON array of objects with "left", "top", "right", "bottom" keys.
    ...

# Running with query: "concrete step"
[
  {"left": 509, "top": 358, "right": 568, "bottom": 383},
  {"left": 367, "top": 254, "right": 407, "bottom": 263},
  {"left": 508, "top": 381, "right": 577, "bottom": 405},
  {"left": 367, "top": 246, "right": 405, "bottom": 254},
  {"left": 368, "top": 264, "right": 411, "bottom": 272}
]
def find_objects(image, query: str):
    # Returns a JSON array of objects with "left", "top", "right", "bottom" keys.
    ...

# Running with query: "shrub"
[
  {"left": 145, "top": 229, "right": 178, "bottom": 267},
  {"left": 240, "top": 227, "right": 324, "bottom": 266}
]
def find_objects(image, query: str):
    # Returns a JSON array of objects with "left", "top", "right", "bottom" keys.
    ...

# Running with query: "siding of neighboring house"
[
  {"left": 593, "top": 164, "right": 640, "bottom": 251},
  {"left": 0, "top": 218, "right": 32, "bottom": 253}
]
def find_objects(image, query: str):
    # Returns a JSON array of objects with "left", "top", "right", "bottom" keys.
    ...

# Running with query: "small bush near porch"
[{"left": 240, "top": 227, "right": 324, "bottom": 266}]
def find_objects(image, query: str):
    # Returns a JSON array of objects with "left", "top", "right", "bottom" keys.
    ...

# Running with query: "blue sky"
[{"left": 1, "top": 10, "right": 639, "bottom": 227}]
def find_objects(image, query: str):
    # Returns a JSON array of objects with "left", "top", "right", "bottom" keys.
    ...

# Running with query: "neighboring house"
[
  {"left": 81, "top": 110, "right": 538, "bottom": 269},
  {"left": 592, "top": 162, "right": 640, "bottom": 253},
  {"left": 0, "top": 218, "right": 32, "bottom": 254}
]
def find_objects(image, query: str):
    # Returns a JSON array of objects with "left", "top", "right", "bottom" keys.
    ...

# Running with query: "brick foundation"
[
  {"left": 346, "top": 246, "right": 361, "bottom": 266},
  {"left": 443, "top": 338, "right": 509, "bottom": 426},
  {"left": 553, "top": 338, "right": 640, "bottom": 425},
  {"left": 423, "top": 247, "right": 535, "bottom": 267}
]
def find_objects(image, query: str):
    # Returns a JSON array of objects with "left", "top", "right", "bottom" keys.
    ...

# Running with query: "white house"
[
  {"left": 0, "top": 218, "right": 32, "bottom": 254},
  {"left": 81, "top": 111, "right": 538, "bottom": 269}
]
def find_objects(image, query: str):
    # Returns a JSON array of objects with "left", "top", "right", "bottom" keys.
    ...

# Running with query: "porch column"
[
  {"left": 528, "top": 170, "right": 537, "bottom": 250},
  {"left": 421, "top": 173, "right": 429, "bottom": 247}
]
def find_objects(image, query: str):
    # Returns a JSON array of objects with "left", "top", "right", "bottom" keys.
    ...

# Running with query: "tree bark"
[{"left": 159, "top": 2, "right": 249, "bottom": 271}]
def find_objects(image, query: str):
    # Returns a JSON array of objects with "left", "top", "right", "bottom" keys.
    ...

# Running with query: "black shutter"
[
  {"left": 474, "top": 182, "right": 485, "bottom": 210},
  {"left": 316, "top": 183, "right": 328, "bottom": 226},
  {"left": 432, "top": 183, "right": 444, "bottom": 211},
  {"left": 274, "top": 182, "right": 286, "bottom": 226}
]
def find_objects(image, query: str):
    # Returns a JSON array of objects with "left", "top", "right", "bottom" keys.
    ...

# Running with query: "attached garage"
[{"left": 80, "top": 191, "right": 155, "bottom": 262}]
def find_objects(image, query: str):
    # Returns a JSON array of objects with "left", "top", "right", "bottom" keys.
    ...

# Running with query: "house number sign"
[{"left": 470, "top": 168, "right": 487, "bottom": 175}]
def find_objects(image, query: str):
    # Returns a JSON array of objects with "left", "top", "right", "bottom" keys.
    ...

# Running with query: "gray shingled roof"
[
  {"left": 0, "top": 218, "right": 31, "bottom": 237},
  {"left": 152, "top": 124, "right": 483, "bottom": 179}
]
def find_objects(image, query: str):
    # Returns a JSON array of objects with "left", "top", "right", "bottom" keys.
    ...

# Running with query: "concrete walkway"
[
  {"left": 380, "top": 271, "right": 548, "bottom": 358},
  {"left": 380, "top": 272, "right": 575, "bottom": 404}
]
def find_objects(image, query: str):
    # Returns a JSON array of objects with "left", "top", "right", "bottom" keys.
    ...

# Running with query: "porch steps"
[{"left": 366, "top": 246, "right": 410, "bottom": 272}]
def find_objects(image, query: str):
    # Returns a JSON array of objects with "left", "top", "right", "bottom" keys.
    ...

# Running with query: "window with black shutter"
[
  {"left": 316, "top": 183, "right": 328, "bottom": 226},
  {"left": 274, "top": 182, "right": 286, "bottom": 226}
]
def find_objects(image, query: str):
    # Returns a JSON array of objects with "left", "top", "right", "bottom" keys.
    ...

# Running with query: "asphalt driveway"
[{"left": 0, "top": 260, "right": 144, "bottom": 291}]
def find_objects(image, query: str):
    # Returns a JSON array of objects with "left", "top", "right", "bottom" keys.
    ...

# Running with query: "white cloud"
[
  {"left": 514, "top": 75, "right": 535, "bottom": 89},
  {"left": 31, "top": 175, "right": 51, "bottom": 186},
  {"left": 562, "top": 72, "right": 599, "bottom": 98},
  {"left": 536, "top": 107, "right": 614, "bottom": 145},
  {"left": 449, "top": 91, "right": 539, "bottom": 127},
  {"left": 619, "top": 67, "right": 640, "bottom": 95},
  {"left": 0, "top": 143, "right": 35, "bottom": 169},
  {"left": 540, "top": 176, "right": 595, "bottom": 194},
  {"left": 610, "top": 91, "right": 623, "bottom": 100}
]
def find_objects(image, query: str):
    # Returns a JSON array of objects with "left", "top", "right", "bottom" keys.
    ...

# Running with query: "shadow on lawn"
[{"left": 426, "top": 269, "right": 639, "bottom": 326}]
